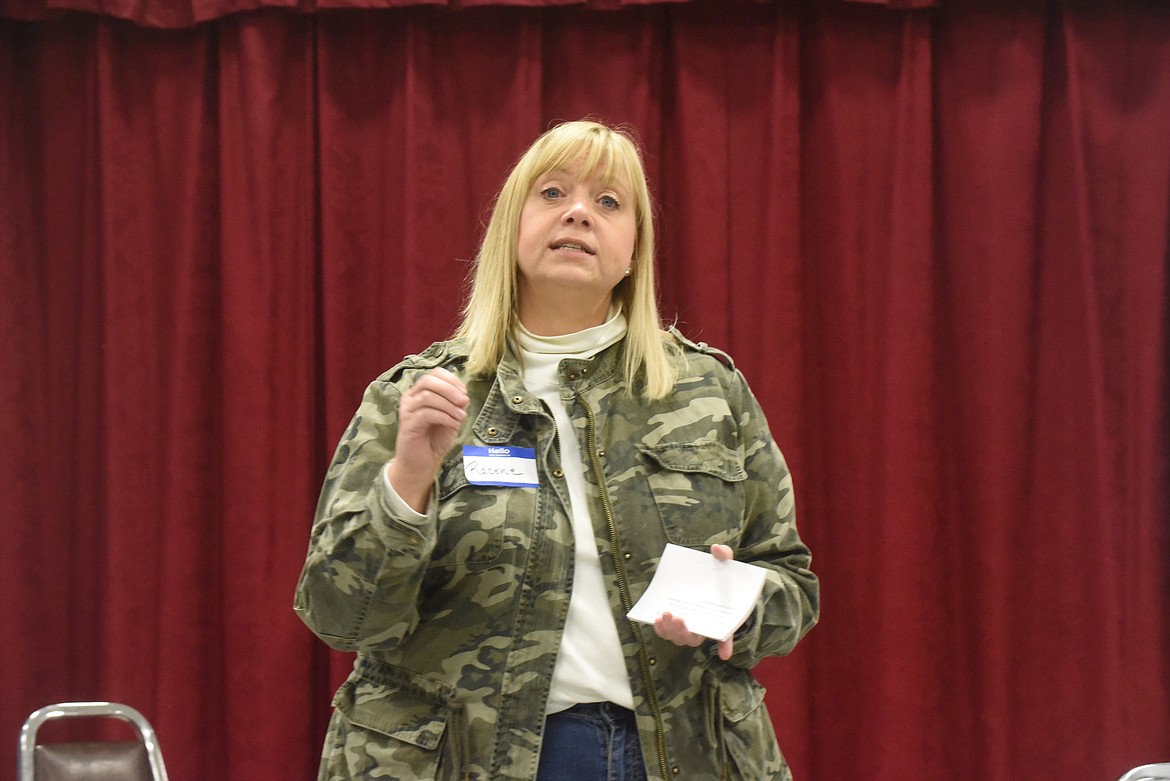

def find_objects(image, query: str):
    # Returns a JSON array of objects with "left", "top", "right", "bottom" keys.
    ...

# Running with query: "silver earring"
[{"left": 624, "top": 267, "right": 632, "bottom": 277}]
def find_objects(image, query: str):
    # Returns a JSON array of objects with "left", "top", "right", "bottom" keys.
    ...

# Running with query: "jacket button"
[
  {"left": 648, "top": 657, "right": 657, "bottom": 666},
  {"left": 623, "top": 552, "right": 632, "bottom": 560},
  {"left": 672, "top": 767, "right": 681, "bottom": 776},
  {"left": 511, "top": 395, "right": 523, "bottom": 405},
  {"left": 553, "top": 469, "right": 564, "bottom": 479},
  {"left": 580, "top": 367, "right": 588, "bottom": 375},
  {"left": 486, "top": 426, "right": 499, "bottom": 437},
  {"left": 596, "top": 449, "right": 605, "bottom": 458}
]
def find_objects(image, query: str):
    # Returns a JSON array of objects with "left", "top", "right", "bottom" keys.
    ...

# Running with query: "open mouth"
[{"left": 551, "top": 239, "right": 595, "bottom": 255}]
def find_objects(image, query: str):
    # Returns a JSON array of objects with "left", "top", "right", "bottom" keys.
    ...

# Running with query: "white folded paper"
[{"left": 627, "top": 543, "right": 768, "bottom": 642}]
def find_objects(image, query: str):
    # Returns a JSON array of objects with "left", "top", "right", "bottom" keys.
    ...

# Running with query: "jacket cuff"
[
  {"left": 380, "top": 461, "right": 432, "bottom": 524},
  {"left": 367, "top": 462, "right": 438, "bottom": 558}
]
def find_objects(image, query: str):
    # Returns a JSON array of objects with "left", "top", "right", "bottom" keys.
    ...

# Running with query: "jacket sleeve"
[
  {"left": 293, "top": 374, "right": 439, "bottom": 653},
  {"left": 722, "top": 369, "right": 819, "bottom": 669}
]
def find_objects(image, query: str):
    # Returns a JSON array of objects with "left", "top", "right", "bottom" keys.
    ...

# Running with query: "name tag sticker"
[{"left": 462, "top": 445, "right": 539, "bottom": 488}]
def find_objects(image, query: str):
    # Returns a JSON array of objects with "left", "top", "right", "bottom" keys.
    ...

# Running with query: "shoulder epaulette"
[
  {"left": 381, "top": 340, "right": 468, "bottom": 383},
  {"left": 669, "top": 327, "right": 736, "bottom": 371}
]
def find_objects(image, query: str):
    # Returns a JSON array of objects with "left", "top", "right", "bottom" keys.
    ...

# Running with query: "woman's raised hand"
[{"left": 386, "top": 367, "right": 469, "bottom": 512}]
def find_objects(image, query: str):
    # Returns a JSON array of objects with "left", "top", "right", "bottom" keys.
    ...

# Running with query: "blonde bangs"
[{"left": 525, "top": 127, "right": 644, "bottom": 213}]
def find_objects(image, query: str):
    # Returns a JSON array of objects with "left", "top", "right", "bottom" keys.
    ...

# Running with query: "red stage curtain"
[
  {"left": 0, "top": 0, "right": 939, "bottom": 30},
  {"left": 1, "top": 2, "right": 1167, "bottom": 780}
]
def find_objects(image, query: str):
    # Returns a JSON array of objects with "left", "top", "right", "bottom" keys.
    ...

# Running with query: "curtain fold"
[{"left": 2, "top": 2, "right": 1167, "bottom": 780}]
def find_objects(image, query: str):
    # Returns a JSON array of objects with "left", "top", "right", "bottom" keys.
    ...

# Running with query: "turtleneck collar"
[{"left": 516, "top": 306, "right": 628, "bottom": 357}]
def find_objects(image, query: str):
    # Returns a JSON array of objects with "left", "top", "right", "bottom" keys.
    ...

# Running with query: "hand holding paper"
[{"left": 628, "top": 544, "right": 768, "bottom": 657}]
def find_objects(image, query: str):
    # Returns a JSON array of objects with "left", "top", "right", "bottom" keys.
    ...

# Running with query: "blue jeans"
[{"left": 536, "top": 702, "right": 648, "bottom": 781}]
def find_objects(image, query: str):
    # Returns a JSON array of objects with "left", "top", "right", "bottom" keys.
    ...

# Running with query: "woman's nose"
[{"left": 562, "top": 199, "right": 592, "bottom": 227}]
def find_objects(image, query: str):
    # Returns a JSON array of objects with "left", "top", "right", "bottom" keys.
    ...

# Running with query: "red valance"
[{"left": 2, "top": 0, "right": 937, "bottom": 30}]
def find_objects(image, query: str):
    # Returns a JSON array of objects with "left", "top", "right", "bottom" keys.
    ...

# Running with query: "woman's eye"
[
  {"left": 599, "top": 195, "right": 620, "bottom": 210},
  {"left": 541, "top": 186, "right": 562, "bottom": 200}
]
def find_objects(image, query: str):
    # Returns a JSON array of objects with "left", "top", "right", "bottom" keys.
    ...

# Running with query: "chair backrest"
[
  {"left": 18, "top": 702, "right": 169, "bottom": 781},
  {"left": 1119, "top": 764, "right": 1170, "bottom": 781}
]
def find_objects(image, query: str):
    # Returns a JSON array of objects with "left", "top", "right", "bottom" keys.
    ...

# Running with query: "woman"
[{"left": 294, "top": 120, "right": 819, "bottom": 781}]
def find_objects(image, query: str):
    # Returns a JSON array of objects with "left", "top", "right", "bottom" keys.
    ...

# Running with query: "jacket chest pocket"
[
  {"left": 637, "top": 441, "right": 747, "bottom": 548},
  {"left": 431, "top": 464, "right": 534, "bottom": 567}
]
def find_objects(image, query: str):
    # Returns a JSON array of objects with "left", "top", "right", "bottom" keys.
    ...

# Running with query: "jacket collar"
[{"left": 467, "top": 338, "right": 626, "bottom": 444}]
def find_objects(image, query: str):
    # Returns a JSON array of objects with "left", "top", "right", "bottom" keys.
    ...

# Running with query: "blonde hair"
[{"left": 455, "top": 120, "right": 679, "bottom": 399}]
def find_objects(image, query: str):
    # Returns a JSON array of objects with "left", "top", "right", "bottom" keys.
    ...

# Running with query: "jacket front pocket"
[
  {"left": 638, "top": 441, "right": 747, "bottom": 548},
  {"left": 705, "top": 671, "right": 788, "bottom": 780},
  {"left": 331, "top": 664, "right": 467, "bottom": 780},
  {"left": 430, "top": 463, "right": 524, "bottom": 567}
]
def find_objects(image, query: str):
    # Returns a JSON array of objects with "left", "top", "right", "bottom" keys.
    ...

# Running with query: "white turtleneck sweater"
[
  {"left": 381, "top": 310, "right": 635, "bottom": 715},
  {"left": 515, "top": 310, "right": 635, "bottom": 714}
]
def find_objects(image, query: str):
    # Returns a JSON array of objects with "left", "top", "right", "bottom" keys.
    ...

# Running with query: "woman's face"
[{"left": 515, "top": 164, "right": 637, "bottom": 314}]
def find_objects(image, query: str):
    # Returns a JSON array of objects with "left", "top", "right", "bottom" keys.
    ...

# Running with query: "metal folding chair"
[
  {"left": 18, "top": 702, "right": 169, "bottom": 781},
  {"left": 1119, "top": 764, "right": 1170, "bottom": 781}
]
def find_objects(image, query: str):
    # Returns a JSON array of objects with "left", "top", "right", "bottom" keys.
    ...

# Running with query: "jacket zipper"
[{"left": 583, "top": 401, "right": 672, "bottom": 781}]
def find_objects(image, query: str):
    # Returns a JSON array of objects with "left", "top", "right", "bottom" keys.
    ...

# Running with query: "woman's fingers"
[
  {"left": 402, "top": 368, "right": 469, "bottom": 424},
  {"left": 653, "top": 613, "right": 704, "bottom": 647},
  {"left": 710, "top": 544, "right": 733, "bottom": 561}
]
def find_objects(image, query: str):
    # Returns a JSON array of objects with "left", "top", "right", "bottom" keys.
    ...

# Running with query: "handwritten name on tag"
[{"left": 462, "top": 445, "right": 539, "bottom": 488}]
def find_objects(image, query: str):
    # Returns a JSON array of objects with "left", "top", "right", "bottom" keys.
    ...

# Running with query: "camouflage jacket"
[{"left": 294, "top": 331, "right": 819, "bottom": 781}]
